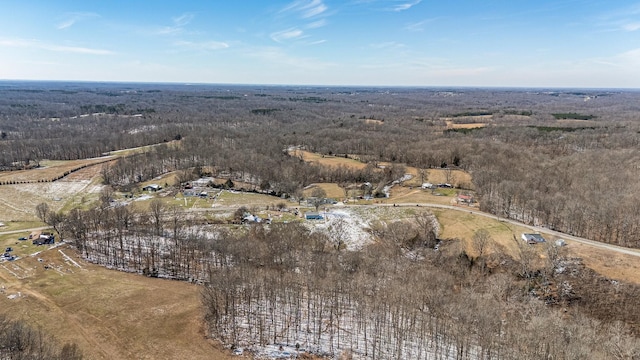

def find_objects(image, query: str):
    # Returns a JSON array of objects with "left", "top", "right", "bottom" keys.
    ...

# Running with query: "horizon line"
[{"left": 0, "top": 78, "right": 638, "bottom": 91}]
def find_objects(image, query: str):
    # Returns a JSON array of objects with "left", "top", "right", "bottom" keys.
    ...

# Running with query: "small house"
[
  {"left": 521, "top": 233, "right": 546, "bottom": 244},
  {"left": 34, "top": 232, "right": 55, "bottom": 245},
  {"left": 457, "top": 194, "right": 474, "bottom": 204},
  {"left": 142, "top": 184, "right": 162, "bottom": 192}
]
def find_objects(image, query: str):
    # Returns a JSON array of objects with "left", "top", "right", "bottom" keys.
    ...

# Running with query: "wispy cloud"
[
  {"left": 598, "top": 48, "right": 640, "bottom": 68},
  {"left": 404, "top": 18, "right": 437, "bottom": 32},
  {"left": 390, "top": 0, "right": 421, "bottom": 12},
  {"left": 370, "top": 41, "right": 405, "bottom": 49},
  {"left": 174, "top": 40, "right": 229, "bottom": 50},
  {"left": 56, "top": 12, "right": 99, "bottom": 30},
  {"left": 273, "top": 0, "right": 329, "bottom": 44},
  {"left": 282, "top": 0, "right": 328, "bottom": 18},
  {"left": 0, "top": 38, "right": 113, "bottom": 55},
  {"left": 271, "top": 28, "right": 306, "bottom": 42},
  {"left": 173, "top": 13, "right": 195, "bottom": 27},
  {"left": 306, "top": 19, "right": 327, "bottom": 29},
  {"left": 154, "top": 12, "right": 196, "bottom": 35},
  {"left": 597, "top": 3, "right": 640, "bottom": 32}
]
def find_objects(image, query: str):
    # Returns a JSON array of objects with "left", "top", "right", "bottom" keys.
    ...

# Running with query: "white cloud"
[
  {"left": 271, "top": 28, "right": 306, "bottom": 42},
  {"left": 369, "top": 41, "right": 405, "bottom": 49},
  {"left": 153, "top": 13, "right": 196, "bottom": 35},
  {"left": 56, "top": 12, "right": 99, "bottom": 30},
  {"left": 404, "top": 18, "right": 436, "bottom": 32},
  {"left": 307, "top": 39, "right": 327, "bottom": 45},
  {"left": 0, "top": 38, "right": 113, "bottom": 55},
  {"left": 307, "top": 19, "right": 327, "bottom": 29},
  {"left": 622, "top": 22, "right": 640, "bottom": 31},
  {"left": 391, "top": 0, "right": 421, "bottom": 12},
  {"left": 174, "top": 40, "right": 229, "bottom": 50},
  {"left": 173, "top": 13, "right": 195, "bottom": 27},
  {"left": 281, "top": 0, "right": 328, "bottom": 18}
]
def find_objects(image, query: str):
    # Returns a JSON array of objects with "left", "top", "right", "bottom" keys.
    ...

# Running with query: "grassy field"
[
  {"left": 444, "top": 120, "right": 488, "bottom": 129},
  {"left": 303, "top": 183, "right": 345, "bottom": 199},
  {"left": 432, "top": 208, "right": 528, "bottom": 257},
  {"left": 0, "top": 157, "right": 114, "bottom": 184},
  {"left": 290, "top": 150, "right": 368, "bottom": 170},
  {"left": 402, "top": 167, "right": 474, "bottom": 189},
  {"left": 0, "top": 245, "right": 232, "bottom": 360}
]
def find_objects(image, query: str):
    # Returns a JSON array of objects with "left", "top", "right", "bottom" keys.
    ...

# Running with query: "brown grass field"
[
  {"left": 290, "top": 150, "right": 368, "bottom": 170},
  {"left": 0, "top": 157, "right": 114, "bottom": 184},
  {"left": 433, "top": 208, "right": 528, "bottom": 258},
  {"left": 403, "top": 167, "right": 474, "bottom": 189},
  {"left": 444, "top": 120, "right": 488, "bottom": 129},
  {"left": 0, "top": 245, "right": 232, "bottom": 360},
  {"left": 303, "top": 183, "right": 345, "bottom": 199}
]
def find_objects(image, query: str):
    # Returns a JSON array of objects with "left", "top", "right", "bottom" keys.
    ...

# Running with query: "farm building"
[
  {"left": 305, "top": 212, "right": 324, "bottom": 220},
  {"left": 142, "top": 184, "right": 162, "bottom": 192},
  {"left": 457, "top": 194, "right": 474, "bottom": 204},
  {"left": 33, "top": 232, "right": 55, "bottom": 245},
  {"left": 521, "top": 233, "right": 546, "bottom": 244}
]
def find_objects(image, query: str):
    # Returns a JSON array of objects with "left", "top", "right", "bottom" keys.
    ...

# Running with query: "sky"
[{"left": 1, "top": 0, "right": 639, "bottom": 88}]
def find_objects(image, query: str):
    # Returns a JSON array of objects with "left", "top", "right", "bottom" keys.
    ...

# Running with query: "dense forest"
[
  {"left": 3, "top": 81, "right": 640, "bottom": 358},
  {"left": 2, "top": 82, "right": 640, "bottom": 248}
]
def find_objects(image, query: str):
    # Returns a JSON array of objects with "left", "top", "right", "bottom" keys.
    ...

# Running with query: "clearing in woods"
[
  {"left": 290, "top": 149, "right": 368, "bottom": 170},
  {"left": 304, "top": 183, "right": 345, "bottom": 199},
  {"left": 0, "top": 246, "right": 232, "bottom": 360}
]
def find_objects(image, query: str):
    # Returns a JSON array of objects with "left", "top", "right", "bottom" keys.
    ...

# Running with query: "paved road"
[{"left": 371, "top": 202, "right": 640, "bottom": 258}]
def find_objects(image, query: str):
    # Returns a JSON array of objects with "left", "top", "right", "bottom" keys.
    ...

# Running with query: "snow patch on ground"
[{"left": 305, "top": 208, "right": 373, "bottom": 250}]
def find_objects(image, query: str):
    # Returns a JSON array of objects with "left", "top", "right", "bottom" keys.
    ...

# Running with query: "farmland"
[{"left": 1, "top": 83, "right": 640, "bottom": 358}]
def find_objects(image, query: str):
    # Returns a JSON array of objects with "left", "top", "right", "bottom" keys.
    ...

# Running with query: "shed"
[{"left": 305, "top": 212, "right": 324, "bottom": 220}]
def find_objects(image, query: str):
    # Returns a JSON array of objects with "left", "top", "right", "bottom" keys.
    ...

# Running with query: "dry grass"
[
  {"left": 402, "top": 167, "right": 473, "bottom": 189},
  {"left": 0, "top": 157, "right": 114, "bottom": 183},
  {"left": 291, "top": 150, "right": 368, "bottom": 170},
  {"left": 0, "top": 246, "right": 232, "bottom": 360},
  {"left": 445, "top": 121, "right": 488, "bottom": 129},
  {"left": 565, "top": 242, "right": 640, "bottom": 285},
  {"left": 303, "top": 183, "right": 345, "bottom": 199},
  {"left": 432, "top": 208, "right": 531, "bottom": 259},
  {"left": 0, "top": 177, "right": 104, "bottom": 222},
  {"left": 555, "top": 119, "right": 599, "bottom": 127},
  {"left": 388, "top": 187, "right": 457, "bottom": 205},
  {"left": 107, "top": 140, "right": 182, "bottom": 157}
]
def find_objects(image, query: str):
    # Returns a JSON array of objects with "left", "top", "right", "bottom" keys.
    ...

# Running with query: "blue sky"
[{"left": 1, "top": 0, "right": 639, "bottom": 87}]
